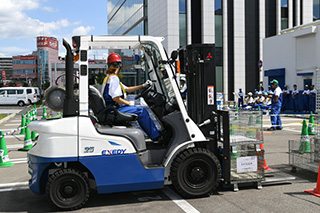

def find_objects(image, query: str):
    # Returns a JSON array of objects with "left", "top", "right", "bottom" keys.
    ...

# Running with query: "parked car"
[
  {"left": 0, "top": 87, "right": 29, "bottom": 106},
  {"left": 27, "top": 87, "right": 40, "bottom": 104}
]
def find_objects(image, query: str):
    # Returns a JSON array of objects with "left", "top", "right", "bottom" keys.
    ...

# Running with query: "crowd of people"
[{"left": 238, "top": 83, "right": 316, "bottom": 114}]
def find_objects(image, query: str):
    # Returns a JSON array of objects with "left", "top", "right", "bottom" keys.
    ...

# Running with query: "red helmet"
[{"left": 107, "top": 53, "right": 122, "bottom": 64}]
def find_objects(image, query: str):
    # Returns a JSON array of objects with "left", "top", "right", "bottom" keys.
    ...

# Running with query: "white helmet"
[{"left": 180, "top": 77, "right": 186, "bottom": 82}]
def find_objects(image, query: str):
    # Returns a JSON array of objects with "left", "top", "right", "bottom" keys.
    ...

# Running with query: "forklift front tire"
[
  {"left": 170, "top": 147, "right": 221, "bottom": 198},
  {"left": 46, "top": 168, "right": 90, "bottom": 210}
]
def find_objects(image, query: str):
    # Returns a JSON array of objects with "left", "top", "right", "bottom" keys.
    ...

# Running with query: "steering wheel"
[{"left": 135, "top": 85, "right": 152, "bottom": 100}]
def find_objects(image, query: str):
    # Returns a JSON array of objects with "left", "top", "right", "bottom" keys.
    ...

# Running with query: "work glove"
[
  {"left": 129, "top": 101, "right": 135, "bottom": 106},
  {"left": 142, "top": 80, "right": 152, "bottom": 88}
]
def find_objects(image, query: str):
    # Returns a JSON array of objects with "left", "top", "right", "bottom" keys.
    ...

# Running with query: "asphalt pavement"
[{"left": 0, "top": 107, "right": 319, "bottom": 213}]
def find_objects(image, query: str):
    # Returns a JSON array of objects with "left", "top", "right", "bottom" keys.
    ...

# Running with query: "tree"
[{"left": 95, "top": 72, "right": 106, "bottom": 85}]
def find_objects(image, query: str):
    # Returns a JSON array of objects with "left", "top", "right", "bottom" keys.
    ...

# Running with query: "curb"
[{"left": 0, "top": 113, "right": 17, "bottom": 125}]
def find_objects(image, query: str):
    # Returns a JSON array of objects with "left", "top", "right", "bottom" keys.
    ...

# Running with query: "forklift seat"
[{"left": 89, "top": 86, "right": 137, "bottom": 126}]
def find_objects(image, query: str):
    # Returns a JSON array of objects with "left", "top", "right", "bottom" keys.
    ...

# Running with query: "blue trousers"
[
  {"left": 238, "top": 97, "right": 243, "bottom": 108},
  {"left": 270, "top": 104, "right": 282, "bottom": 129},
  {"left": 293, "top": 96, "right": 299, "bottom": 112},
  {"left": 281, "top": 95, "right": 288, "bottom": 111},
  {"left": 118, "top": 105, "right": 160, "bottom": 140},
  {"left": 309, "top": 96, "right": 315, "bottom": 113},
  {"left": 303, "top": 96, "right": 309, "bottom": 112}
]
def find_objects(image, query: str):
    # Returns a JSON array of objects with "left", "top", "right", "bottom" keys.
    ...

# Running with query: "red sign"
[
  {"left": 37, "top": 36, "right": 59, "bottom": 50},
  {"left": 20, "top": 55, "right": 37, "bottom": 60},
  {"left": 2, "top": 70, "right": 5, "bottom": 81}
]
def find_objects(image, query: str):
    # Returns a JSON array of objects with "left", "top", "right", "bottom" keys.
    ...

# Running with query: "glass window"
[
  {"left": 179, "top": 13, "right": 187, "bottom": 47},
  {"left": 27, "top": 89, "right": 32, "bottom": 94},
  {"left": 215, "top": 0, "right": 222, "bottom": 15},
  {"left": 17, "top": 90, "right": 23, "bottom": 94},
  {"left": 7, "top": 90, "right": 16, "bottom": 95},
  {"left": 0, "top": 90, "right": 5, "bottom": 95},
  {"left": 314, "top": 0, "right": 320, "bottom": 21},
  {"left": 179, "top": 0, "right": 186, "bottom": 13}
]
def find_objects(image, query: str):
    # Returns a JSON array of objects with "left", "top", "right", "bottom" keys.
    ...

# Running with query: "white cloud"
[
  {"left": 0, "top": 46, "right": 30, "bottom": 55},
  {"left": 43, "top": 6, "right": 58, "bottom": 12},
  {"left": 72, "top": 26, "right": 95, "bottom": 35},
  {"left": 0, "top": 0, "right": 70, "bottom": 38}
]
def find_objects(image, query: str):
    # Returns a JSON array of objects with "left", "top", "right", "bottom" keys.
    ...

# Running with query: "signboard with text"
[{"left": 37, "top": 36, "right": 59, "bottom": 50}]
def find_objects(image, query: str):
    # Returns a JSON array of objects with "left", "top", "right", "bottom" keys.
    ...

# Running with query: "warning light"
[{"left": 206, "top": 53, "right": 213, "bottom": 59}]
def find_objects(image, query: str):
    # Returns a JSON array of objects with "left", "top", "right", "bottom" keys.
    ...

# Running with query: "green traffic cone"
[
  {"left": 308, "top": 112, "right": 316, "bottom": 135},
  {"left": 231, "top": 146, "right": 240, "bottom": 160},
  {"left": 0, "top": 131, "right": 15, "bottom": 167},
  {"left": 42, "top": 106, "right": 47, "bottom": 119},
  {"left": 234, "top": 105, "right": 239, "bottom": 121},
  {"left": 26, "top": 112, "right": 31, "bottom": 125},
  {"left": 299, "top": 120, "right": 311, "bottom": 153},
  {"left": 19, "top": 114, "right": 26, "bottom": 135},
  {"left": 256, "top": 106, "right": 262, "bottom": 124},
  {"left": 248, "top": 114, "right": 254, "bottom": 126},
  {"left": 230, "top": 123, "right": 235, "bottom": 135},
  {"left": 19, "top": 127, "right": 33, "bottom": 151}
]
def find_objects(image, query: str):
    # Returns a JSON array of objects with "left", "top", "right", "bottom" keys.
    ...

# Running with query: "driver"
[{"left": 101, "top": 52, "right": 161, "bottom": 141}]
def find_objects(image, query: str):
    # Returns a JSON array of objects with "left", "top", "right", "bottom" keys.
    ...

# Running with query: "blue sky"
[{"left": 0, "top": 0, "right": 108, "bottom": 57}]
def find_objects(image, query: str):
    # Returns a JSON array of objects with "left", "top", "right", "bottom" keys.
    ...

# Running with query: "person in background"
[
  {"left": 281, "top": 85, "right": 290, "bottom": 111},
  {"left": 253, "top": 91, "right": 264, "bottom": 109},
  {"left": 267, "top": 85, "right": 272, "bottom": 94},
  {"left": 309, "top": 85, "right": 316, "bottom": 114},
  {"left": 243, "top": 92, "right": 254, "bottom": 108},
  {"left": 261, "top": 92, "right": 271, "bottom": 109},
  {"left": 180, "top": 77, "right": 187, "bottom": 101},
  {"left": 268, "top": 80, "right": 282, "bottom": 131},
  {"left": 292, "top": 84, "right": 299, "bottom": 112},
  {"left": 302, "top": 85, "right": 310, "bottom": 113},
  {"left": 238, "top": 88, "right": 244, "bottom": 108}
]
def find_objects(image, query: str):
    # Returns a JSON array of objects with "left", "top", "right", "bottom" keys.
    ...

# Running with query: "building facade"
[
  {"left": 107, "top": 0, "right": 316, "bottom": 100},
  {"left": 37, "top": 36, "right": 60, "bottom": 87},
  {"left": 12, "top": 55, "right": 38, "bottom": 86},
  {"left": 0, "top": 57, "right": 13, "bottom": 85},
  {"left": 263, "top": 21, "right": 320, "bottom": 93}
]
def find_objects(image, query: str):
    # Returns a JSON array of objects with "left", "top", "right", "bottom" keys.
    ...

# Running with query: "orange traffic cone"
[
  {"left": 305, "top": 161, "right": 320, "bottom": 197},
  {"left": 259, "top": 144, "right": 274, "bottom": 172}
]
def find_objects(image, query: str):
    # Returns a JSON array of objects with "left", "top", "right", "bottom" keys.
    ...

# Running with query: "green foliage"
[
  {"left": 43, "top": 82, "right": 50, "bottom": 90},
  {"left": 95, "top": 72, "right": 106, "bottom": 84}
]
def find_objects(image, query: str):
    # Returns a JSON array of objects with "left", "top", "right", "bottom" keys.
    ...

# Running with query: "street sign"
[{"left": 258, "top": 60, "right": 263, "bottom": 68}]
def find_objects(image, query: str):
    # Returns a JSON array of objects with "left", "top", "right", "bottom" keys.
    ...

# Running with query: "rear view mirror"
[{"left": 171, "top": 51, "right": 178, "bottom": 61}]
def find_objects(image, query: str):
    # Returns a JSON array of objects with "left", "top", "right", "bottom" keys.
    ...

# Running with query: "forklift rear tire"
[
  {"left": 46, "top": 168, "right": 90, "bottom": 210},
  {"left": 171, "top": 147, "right": 221, "bottom": 198}
]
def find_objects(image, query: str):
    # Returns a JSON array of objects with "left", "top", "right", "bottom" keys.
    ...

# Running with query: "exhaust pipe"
[{"left": 62, "top": 39, "right": 78, "bottom": 117}]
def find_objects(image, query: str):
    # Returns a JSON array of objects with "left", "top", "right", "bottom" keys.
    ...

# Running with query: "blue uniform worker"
[
  {"left": 268, "top": 79, "right": 282, "bottom": 131},
  {"left": 238, "top": 88, "right": 244, "bottom": 108},
  {"left": 281, "top": 85, "right": 289, "bottom": 111},
  {"left": 101, "top": 52, "right": 160, "bottom": 141},
  {"left": 291, "top": 84, "right": 299, "bottom": 112},
  {"left": 309, "top": 85, "right": 316, "bottom": 114},
  {"left": 302, "top": 85, "right": 310, "bottom": 113}
]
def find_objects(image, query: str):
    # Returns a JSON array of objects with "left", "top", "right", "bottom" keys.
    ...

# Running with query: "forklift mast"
[{"left": 179, "top": 44, "right": 216, "bottom": 137}]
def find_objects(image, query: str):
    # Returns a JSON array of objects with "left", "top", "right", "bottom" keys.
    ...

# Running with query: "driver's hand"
[
  {"left": 142, "top": 80, "right": 152, "bottom": 88},
  {"left": 129, "top": 101, "right": 135, "bottom": 106}
]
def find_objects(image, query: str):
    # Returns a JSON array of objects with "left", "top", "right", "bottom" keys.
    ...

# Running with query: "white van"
[
  {"left": 26, "top": 87, "right": 40, "bottom": 104},
  {"left": 0, "top": 87, "right": 29, "bottom": 107}
]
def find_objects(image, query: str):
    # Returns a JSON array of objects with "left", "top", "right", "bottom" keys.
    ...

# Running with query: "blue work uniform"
[
  {"left": 270, "top": 86, "right": 282, "bottom": 130},
  {"left": 292, "top": 89, "right": 299, "bottom": 112},
  {"left": 281, "top": 88, "right": 289, "bottom": 111},
  {"left": 102, "top": 74, "right": 160, "bottom": 140},
  {"left": 302, "top": 89, "right": 310, "bottom": 112},
  {"left": 309, "top": 88, "right": 316, "bottom": 113},
  {"left": 238, "top": 91, "right": 244, "bottom": 108}
]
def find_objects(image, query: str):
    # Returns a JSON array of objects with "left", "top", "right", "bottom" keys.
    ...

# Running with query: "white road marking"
[
  {"left": 3, "top": 123, "right": 20, "bottom": 126},
  {"left": 7, "top": 144, "right": 24, "bottom": 149},
  {"left": 3, "top": 135, "right": 24, "bottom": 138},
  {"left": 162, "top": 187, "right": 200, "bottom": 213},
  {"left": 283, "top": 128, "right": 301, "bottom": 133}
]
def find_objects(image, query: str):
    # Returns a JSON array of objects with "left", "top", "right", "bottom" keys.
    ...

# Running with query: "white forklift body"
[{"left": 28, "top": 35, "right": 221, "bottom": 210}]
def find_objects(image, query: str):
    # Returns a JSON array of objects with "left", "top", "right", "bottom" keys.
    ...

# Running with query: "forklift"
[{"left": 28, "top": 35, "right": 232, "bottom": 210}]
